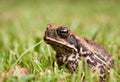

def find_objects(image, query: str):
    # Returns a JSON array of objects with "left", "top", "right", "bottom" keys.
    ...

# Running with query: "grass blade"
[{"left": 10, "top": 40, "right": 43, "bottom": 70}]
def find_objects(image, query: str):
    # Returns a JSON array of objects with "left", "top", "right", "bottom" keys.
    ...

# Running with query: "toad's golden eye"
[{"left": 57, "top": 26, "right": 70, "bottom": 38}]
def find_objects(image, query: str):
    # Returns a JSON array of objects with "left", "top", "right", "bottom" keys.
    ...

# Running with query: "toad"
[{"left": 44, "top": 24, "right": 114, "bottom": 82}]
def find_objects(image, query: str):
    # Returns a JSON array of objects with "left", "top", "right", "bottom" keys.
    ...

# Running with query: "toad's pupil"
[{"left": 60, "top": 29, "right": 68, "bottom": 33}]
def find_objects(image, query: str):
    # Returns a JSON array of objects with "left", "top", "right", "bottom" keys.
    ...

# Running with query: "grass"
[{"left": 0, "top": 0, "right": 120, "bottom": 82}]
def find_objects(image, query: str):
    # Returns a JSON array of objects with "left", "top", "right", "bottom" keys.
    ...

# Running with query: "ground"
[{"left": 0, "top": 0, "right": 120, "bottom": 82}]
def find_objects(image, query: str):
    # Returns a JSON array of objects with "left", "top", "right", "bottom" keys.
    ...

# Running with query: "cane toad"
[{"left": 44, "top": 24, "right": 114, "bottom": 82}]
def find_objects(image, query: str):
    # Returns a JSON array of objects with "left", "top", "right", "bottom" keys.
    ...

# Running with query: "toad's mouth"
[{"left": 44, "top": 37, "right": 78, "bottom": 52}]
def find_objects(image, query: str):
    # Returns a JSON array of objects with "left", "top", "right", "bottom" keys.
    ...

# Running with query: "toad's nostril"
[{"left": 46, "top": 27, "right": 49, "bottom": 30}]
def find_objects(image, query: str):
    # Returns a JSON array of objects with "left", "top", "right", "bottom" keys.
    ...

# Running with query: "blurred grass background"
[{"left": 0, "top": 0, "right": 120, "bottom": 82}]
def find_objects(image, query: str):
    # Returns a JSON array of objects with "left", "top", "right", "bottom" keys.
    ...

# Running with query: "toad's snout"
[{"left": 47, "top": 24, "right": 57, "bottom": 30}]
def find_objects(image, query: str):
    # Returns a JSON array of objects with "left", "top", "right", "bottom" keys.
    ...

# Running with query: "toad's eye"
[{"left": 57, "top": 26, "right": 70, "bottom": 38}]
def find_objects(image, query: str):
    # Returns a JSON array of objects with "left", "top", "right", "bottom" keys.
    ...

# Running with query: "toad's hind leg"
[
  {"left": 98, "top": 65, "right": 110, "bottom": 82},
  {"left": 99, "top": 68, "right": 106, "bottom": 82}
]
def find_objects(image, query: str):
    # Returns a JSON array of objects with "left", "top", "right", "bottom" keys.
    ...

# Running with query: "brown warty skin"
[{"left": 44, "top": 24, "right": 114, "bottom": 82}]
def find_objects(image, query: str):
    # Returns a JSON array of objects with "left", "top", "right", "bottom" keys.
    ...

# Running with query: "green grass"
[{"left": 0, "top": 0, "right": 120, "bottom": 82}]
